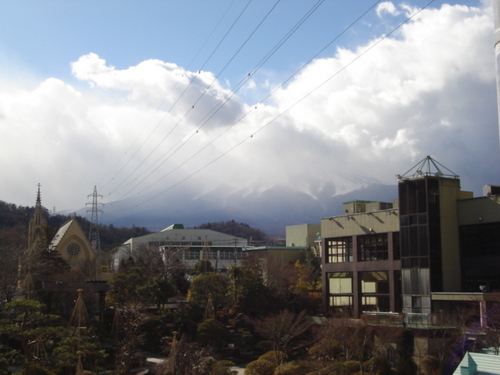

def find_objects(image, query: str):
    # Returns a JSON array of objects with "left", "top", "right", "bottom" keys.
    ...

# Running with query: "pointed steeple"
[
  {"left": 28, "top": 183, "right": 48, "bottom": 249},
  {"left": 34, "top": 183, "right": 42, "bottom": 225}
]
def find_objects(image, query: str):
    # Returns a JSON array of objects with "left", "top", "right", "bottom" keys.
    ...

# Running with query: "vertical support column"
[
  {"left": 480, "top": 300, "right": 488, "bottom": 328},
  {"left": 353, "top": 271, "right": 361, "bottom": 318},
  {"left": 388, "top": 232, "right": 397, "bottom": 312},
  {"left": 493, "top": 0, "right": 500, "bottom": 141},
  {"left": 351, "top": 235, "right": 361, "bottom": 317},
  {"left": 321, "top": 237, "right": 328, "bottom": 315},
  {"left": 99, "top": 291, "right": 106, "bottom": 324}
]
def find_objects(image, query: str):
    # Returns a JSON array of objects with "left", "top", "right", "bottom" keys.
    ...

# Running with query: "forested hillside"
[
  {"left": 194, "top": 220, "right": 268, "bottom": 242},
  {"left": 0, "top": 200, "right": 150, "bottom": 251}
]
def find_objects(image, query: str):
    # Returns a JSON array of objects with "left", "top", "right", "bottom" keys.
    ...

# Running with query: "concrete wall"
[
  {"left": 286, "top": 224, "right": 320, "bottom": 247},
  {"left": 457, "top": 196, "right": 500, "bottom": 225},
  {"left": 321, "top": 208, "right": 400, "bottom": 238}
]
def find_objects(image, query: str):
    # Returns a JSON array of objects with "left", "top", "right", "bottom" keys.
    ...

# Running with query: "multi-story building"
[
  {"left": 321, "top": 156, "right": 500, "bottom": 324},
  {"left": 286, "top": 224, "right": 321, "bottom": 248},
  {"left": 114, "top": 223, "right": 248, "bottom": 272}
]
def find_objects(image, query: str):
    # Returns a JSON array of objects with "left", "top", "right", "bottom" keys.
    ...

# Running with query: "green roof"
[{"left": 164, "top": 224, "right": 184, "bottom": 230}]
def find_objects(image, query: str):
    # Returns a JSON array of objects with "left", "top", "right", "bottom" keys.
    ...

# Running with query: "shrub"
[
  {"left": 255, "top": 340, "right": 273, "bottom": 352},
  {"left": 419, "top": 356, "right": 440, "bottom": 375},
  {"left": 244, "top": 359, "right": 276, "bottom": 375},
  {"left": 344, "top": 361, "right": 361, "bottom": 374},
  {"left": 258, "top": 350, "right": 287, "bottom": 365},
  {"left": 211, "top": 360, "right": 236, "bottom": 375},
  {"left": 362, "top": 356, "right": 392, "bottom": 375},
  {"left": 274, "top": 360, "right": 322, "bottom": 375},
  {"left": 275, "top": 363, "right": 301, "bottom": 375},
  {"left": 17, "top": 365, "right": 57, "bottom": 375},
  {"left": 306, "top": 362, "right": 346, "bottom": 375},
  {"left": 308, "top": 338, "right": 342, "bottom": 363},
  {"left": 196, "top": 318, "right": 230, "bottom": 348}
]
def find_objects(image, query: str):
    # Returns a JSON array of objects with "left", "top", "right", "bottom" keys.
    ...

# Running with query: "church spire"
[
  {"left": 34, "top": 183, "right": 42, "bottom": 225},
  {"left": 28, "top": 183, "right": 47, "bottom": 249}
]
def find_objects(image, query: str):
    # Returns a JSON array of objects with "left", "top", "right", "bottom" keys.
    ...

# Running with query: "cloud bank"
[{"left": 0, "top": 2, "right": 498, "bottom": 227}]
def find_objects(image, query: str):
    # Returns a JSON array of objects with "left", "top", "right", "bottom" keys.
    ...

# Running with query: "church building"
[{"left": 25, "top": 185, "right": 103, "bottom": 282}]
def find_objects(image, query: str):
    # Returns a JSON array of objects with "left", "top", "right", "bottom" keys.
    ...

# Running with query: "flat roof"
[
  {"left": 342, "top": 200, "right": 375, "bottom": 204},
  {"left": 243, "top": 246, "right": 307, "bottom": 251}
]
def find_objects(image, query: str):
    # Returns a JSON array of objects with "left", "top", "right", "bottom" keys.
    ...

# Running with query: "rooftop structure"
[
  {"left": 453, "top": 352, "right": 500, "bottom": 375},
  {"left": 396, "top": 155, "right": 459, "bottom": 180},
  {"left": 321, "top": 157, "right": 500, "bottom": 325},
  {"left": 114, "top": 224, "right": 248, "bottom": 272}
]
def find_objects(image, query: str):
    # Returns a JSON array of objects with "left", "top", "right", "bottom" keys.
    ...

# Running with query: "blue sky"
[
  {"left": 0, "top": 0, "right": 499, "bottom": 223},
  {"left": 0, "top": 0, "right": 475, "bottom": 86}
]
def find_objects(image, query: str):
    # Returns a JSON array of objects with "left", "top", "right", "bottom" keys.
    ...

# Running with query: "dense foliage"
[
  {"left": 194, "top": 220, "right": 268, "bottom": 241},
  {"left": 0, "top": 200, "right": 487, "bottom": 375},
  {"left": 0, "top": 199, "right": 150, "bottom": 252}
]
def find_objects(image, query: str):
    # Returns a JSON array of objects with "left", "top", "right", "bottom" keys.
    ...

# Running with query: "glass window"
[
  {"left": 329, "top": 296, "right": 353, "bottom": 307},
  {"left": 327, "top": 272, "right": 354, "bottom": 315},
  {"left": 326, "top": 237, "right": 353, "bottom": 263},
  {"left": 362, "top": 280, "right": 376, "bottom": 293},
  {"left": 392, "top": 232, "right": 401, "bottom": 260},
  {"left": 360, "top": 271, "right": 390, "bottom": 312},
  {"left": 358, "top": 234, "right": 388, "bottom": 261},
  {"left": 360, "top": 271, "right": 389, "bottom": 294},
  {"left": 328, "top": 272, "right": 353, "bottom": 294},
  {"left": 460, "top": 223, "right": 500, "bottom": 257}
]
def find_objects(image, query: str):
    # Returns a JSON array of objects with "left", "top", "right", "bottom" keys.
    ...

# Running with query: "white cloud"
[
  {"left": 0, "top": 2, "right": 498, "bottom": 217},
  {"left": 269, "top": 2, "right": 496, "bottom": 187},
  {"left": 376, "top": 2, "right": 400, "bottom": 17}
]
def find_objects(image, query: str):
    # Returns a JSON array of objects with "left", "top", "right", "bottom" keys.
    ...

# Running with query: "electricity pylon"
[{"left": 86, "top": 186, "right": 104, "bottom": 257}]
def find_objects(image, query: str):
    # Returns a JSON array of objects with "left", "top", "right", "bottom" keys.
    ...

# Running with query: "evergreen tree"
[{"left": 396, "top": 329, "right": 417, "bottom": 375}]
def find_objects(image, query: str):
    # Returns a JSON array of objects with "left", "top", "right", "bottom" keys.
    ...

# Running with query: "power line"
[
  {"left": 105, "top": 0, "right": 281, "bottom": 198},
  {"left": 98, "top": 0, "right": 245, "bottom": 194},
  {"left": 104, "top": 0, "right": 283, "bottom": 199},
  {"left": 108, "top": 0, "right": 326, "bottom": 201},
  {"left": 110, "top": 0, "right": 436, "bottom": 211}
]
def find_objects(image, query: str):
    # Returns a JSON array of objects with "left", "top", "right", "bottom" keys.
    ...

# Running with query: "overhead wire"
[
  {"left": 110, "top": 0, "right": 436, "bottom": 211},
  {"left": 104, "top": 0, "right": 256, "bottom": 197},
  {"left": 99, "top": 0, "right": 245, "bottom": 195},
  {"left": 112, "top": 0, "right": 326, "bottom": 200},
  {"left": 108, "top": 0, "right": 284, "bottom": 199},
  {"left": 111, "top": 0, "right": 366, "bottom": 202}
]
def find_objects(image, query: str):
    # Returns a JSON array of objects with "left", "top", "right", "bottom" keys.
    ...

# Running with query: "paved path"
[{"left": 230, "top": 366, "right": 245, "bottom": 375}]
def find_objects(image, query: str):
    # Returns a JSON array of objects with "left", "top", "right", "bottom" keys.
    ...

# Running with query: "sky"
[{"left": 1, "top": 0, "right": 499, "bottom": 224}]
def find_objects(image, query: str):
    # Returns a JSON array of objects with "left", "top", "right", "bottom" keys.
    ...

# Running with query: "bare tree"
[
  {"left": 156, "top": 333, "right": 216, "bottom": 375},
  {"left": 113, "top": 303, "right": 153, "bottom": 375},
  {"left": 483, "top": 298, "right": 500, "bottom": 355},
  {"left": 251, "top": 309, "right": 310, "bottom": 364},
  {"left": 133, "top": 243, "right": 165, "bottom": 276},
  {"left": 0, "top": 225, "right": 26, "bottom": 305}
]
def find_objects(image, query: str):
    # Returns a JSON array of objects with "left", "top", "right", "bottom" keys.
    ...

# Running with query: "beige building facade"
[{"left": 321, "top": 156, "right": 500, "bottom": 324}]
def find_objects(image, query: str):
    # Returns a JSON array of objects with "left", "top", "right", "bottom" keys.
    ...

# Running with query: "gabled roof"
[
  {"left": 118, "top": 225, "right": 248, "bottom": 249},
  {"left": 48, "top": 219, "right": 73, "bottom": 250},
  {"left": 162, "top": 224, "right": 185, "bottom": 231},
  {"left": 453, "top": 352, "right": 500, "bottom": 375}
]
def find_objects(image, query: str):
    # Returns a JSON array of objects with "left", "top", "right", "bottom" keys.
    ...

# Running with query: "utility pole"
[
  {"left": 200, "top": 236, "right": 214, "bottom": 272},
  {"left": 493, "top": 0, "right": 500, "bottom": 141},
  {"left": 86, "top": 186, "right": 104, "bottom": 257}
]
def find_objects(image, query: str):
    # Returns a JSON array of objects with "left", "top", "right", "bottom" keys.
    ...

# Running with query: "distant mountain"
[
  {"left": 100, "top": 182, "right": 398, "bottom": 236},
  {"left": 194, "top": 220, "right": 268, "bottom": 242},
  {"left": 0, "top": 200, "right": 150, "bottom": 252}
]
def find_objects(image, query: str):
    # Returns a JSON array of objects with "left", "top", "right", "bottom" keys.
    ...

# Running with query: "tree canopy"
[{"left": 194, "top": 220, "right": 268, "bottom": 242}]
